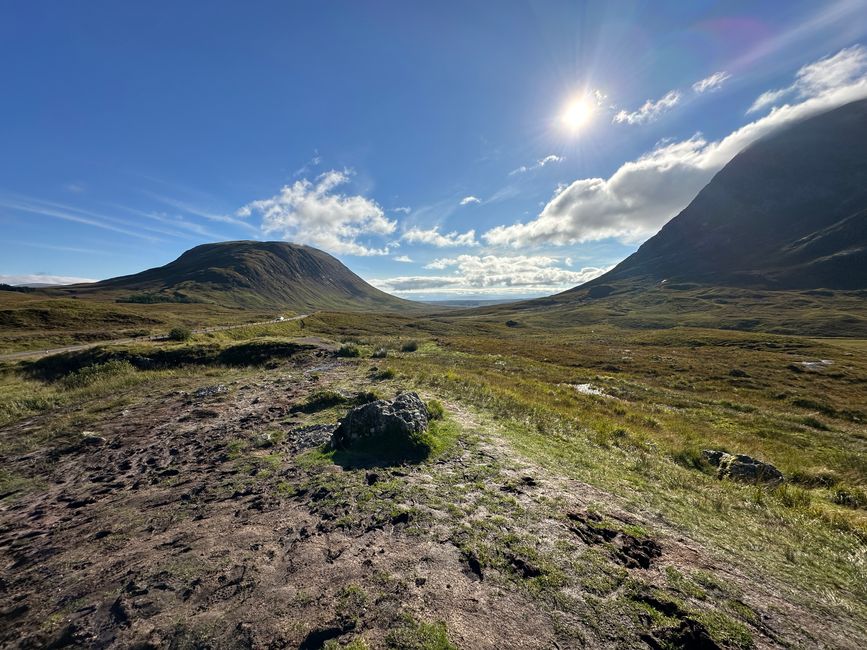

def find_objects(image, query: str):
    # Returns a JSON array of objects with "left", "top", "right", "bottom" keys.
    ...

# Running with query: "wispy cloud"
[
  {"left": 0, "top": 194, "right": 162, "bottom": 242},
  {"left": 105, "top": 203, "right": 228, "bottom": 241},
  {"left": 145, "top": 191, "right": 258, "bottom": 233},
  {"left": 393, "top": 255, "right": 413, "bottom": 263},
  {"left": 293, "top": 152, "right": 323, "bottom": 177},
  {"left": 392, "top": 206, "right": 412, "bottom": 214},
  {"left": 9, "top": 240, "right": 119, "bottom": 256},
  {"left": 402, "top": 226, "right": 478, "bottom": 248},
  {"left": 459, "top": 195, "right": 481, "bottom": 206},
  {"left": 613, "top": 90, "right": 681, "bottom": 125},
  {"left": 240, "top": 169, "right": 395, "bottom": 256},
  {"left": 509, "top": 154, "right": 565, "bottom": 175},
  {"left": 692, "top": 71, "right": 731, "bottom": 93}
]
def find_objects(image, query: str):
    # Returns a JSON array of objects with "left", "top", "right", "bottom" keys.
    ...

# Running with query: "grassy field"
[
  {"left": 1, "top": 297, "right": 866, "bottom": 647},
  {"left": 0, "top": 290, "right": 291, "bottom": 353},
  {"left": 296, "top": 312, "right": 867, "bottom": 626}
]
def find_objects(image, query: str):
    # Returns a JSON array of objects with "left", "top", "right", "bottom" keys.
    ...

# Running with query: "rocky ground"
[{"left": 0, "top": 342, "right": 860, "bottom": 648}]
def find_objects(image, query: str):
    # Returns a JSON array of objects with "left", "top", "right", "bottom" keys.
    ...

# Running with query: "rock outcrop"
[
  {"left": 331, "top": 392, "right": 429, "bottom": 449},
  {"left": 702, "top": 450, "right": 783, "bottom": 484}
]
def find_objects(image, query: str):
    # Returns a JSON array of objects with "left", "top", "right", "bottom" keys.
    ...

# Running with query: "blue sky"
[{"left": 2, "top": 1, "right": 867, "bottom": 299}]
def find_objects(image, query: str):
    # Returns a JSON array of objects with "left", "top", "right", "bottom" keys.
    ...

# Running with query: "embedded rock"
[
  {"left": 331, "top": 392, "right": 429, "bottom": 449},
  {"left": 703, "top": 449, "right": 783, "bottom": 484}
]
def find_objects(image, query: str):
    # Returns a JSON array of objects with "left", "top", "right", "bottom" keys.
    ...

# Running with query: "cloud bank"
[
  {"left": 0, "top": 274, "right": 97, "bottom": 286},
  {"left": 748, "top": 45, "right": 866, "bottom": 113},
  {"left": 376, "top": 254, "right": 608, "bottom": 295},
  {"left": 402, "top": 226, "right": 478, "bottom": 247}
]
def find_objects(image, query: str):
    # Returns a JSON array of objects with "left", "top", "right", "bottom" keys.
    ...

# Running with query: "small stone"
[
  {"left": 80, "top": 431, "right": 107, "bottom": 446},
  {"left": 193, "top": 384, "right": 227, "bottom": 399}
]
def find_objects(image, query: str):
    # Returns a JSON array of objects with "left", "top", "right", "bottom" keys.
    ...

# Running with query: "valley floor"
[{"left": 0, "top": 317, "right": 865, "bottom": 648}]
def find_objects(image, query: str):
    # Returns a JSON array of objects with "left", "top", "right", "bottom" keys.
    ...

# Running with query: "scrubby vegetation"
[
  {"left": 168, "top": 326, "right": 193, "bottom": 341},
  {"left": 1, "top": 299, "right": 865, "bottom": 648},
  {"left": 337, "top": 343, "right": 362, "bottom": 357}
]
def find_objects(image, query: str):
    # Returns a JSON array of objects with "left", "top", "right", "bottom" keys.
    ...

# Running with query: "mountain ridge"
[{"left": 568, "top": 97, "right": 867, "bottom": 294}]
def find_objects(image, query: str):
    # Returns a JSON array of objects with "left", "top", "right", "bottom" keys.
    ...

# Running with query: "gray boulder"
[
  {"left": 331, "top": 392, "right": 429, "bottom": 449},
  {"left": 702, "top": 449, "right": 783, "bottom": 484},
  {"left": 701, "top": 449, "right": 726, "bottom": 467}
]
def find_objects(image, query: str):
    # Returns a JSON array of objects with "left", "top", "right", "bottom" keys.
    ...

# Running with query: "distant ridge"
[
  {"left": 570, "top": 98, "right": 867, "bottom": 293},
  {"left": 66, "top": 240, "right": 416, "bottom": 311}
]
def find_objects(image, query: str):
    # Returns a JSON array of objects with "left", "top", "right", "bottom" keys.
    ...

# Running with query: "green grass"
[
  {"left": 3, "top": 294, "right": 867, "bottom": 645},
  {"left": 292, "top": 311, "right": 867, "bottom": 635},
  {"left": 384, "top": 615, "right": 457, "bottom": 650}
]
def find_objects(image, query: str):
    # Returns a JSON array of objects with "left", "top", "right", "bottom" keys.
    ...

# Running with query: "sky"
[{"left": 2, "top": 0, "right": 867, "bottom": 299}]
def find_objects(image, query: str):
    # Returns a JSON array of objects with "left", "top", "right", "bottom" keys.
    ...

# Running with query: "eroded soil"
[{"left": 0, "top": 344, "right": 859, "bottom": 648}]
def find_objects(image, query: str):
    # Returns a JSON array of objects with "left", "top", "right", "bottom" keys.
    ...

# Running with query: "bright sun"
[{"left": 561, "top": 96, "right": 595, "bottom": 132}]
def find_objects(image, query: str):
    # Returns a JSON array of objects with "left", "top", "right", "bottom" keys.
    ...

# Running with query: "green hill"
[{"left": 64, "top": 240, "right": 416, "bottom": 312}]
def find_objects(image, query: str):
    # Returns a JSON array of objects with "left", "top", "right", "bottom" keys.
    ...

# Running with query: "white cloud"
[
  {"left": 0, "top": 274, "right": 97, "bottom": 286},
  {"left": 613, "top": 90, "right": 681, "bottom": 124},
  {"left": 392, "top": 206, "right": 412, "bottom": 214},
  {"left": 692, "top": 71, "right": 731, "bottom": 93},
  {"left": 459, "top": 195, "right": 481, "bottom": 205},
  {"left": 509, "top": 154, "right": 565, "bottom": 175},
  {"left": 375, "top": 254, "right": 609, "bottom": 295},
  {"left": 240, "top": 169, "right": 396, "bottom": 256},
  {"left": 393, "top": 255, "right": 414, "bottom": 263},
  {"left": 748, "top": 45, "right": 867, "bottom": 113},
  {"left": 747, "top": 88, "right": 792, "bottom": 114},
  {"left": 376, "top": 276, "right": 463, "bottom": 292},
  {"left": 485, "top": 46, "right": 867, "bottom": 248},
  {"left": 293, "top": 152, "right": 322, "bottom": 177},
  {"left": 402, "top": 226, "right": 478, "bottom": 247}
]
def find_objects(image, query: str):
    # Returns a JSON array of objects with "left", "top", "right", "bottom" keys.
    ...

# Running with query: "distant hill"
[
  {"left": 65, "top": 241, "right": 416, "bottom": 311},
  {"left": 572, "top": 98, "right": 867, "bottom": 293}
]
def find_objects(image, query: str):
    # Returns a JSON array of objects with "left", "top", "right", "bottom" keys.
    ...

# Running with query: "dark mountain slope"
[
  {"left": 577, "top": 98, "right": 867, "bottom": 291},
  {"left": 67, "top": 241, "right": 415, "bottom": 311}
]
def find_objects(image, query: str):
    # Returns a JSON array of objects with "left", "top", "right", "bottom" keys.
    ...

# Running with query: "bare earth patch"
[{"left": 0, "top": 343, "right": 863, "bottom": 648}]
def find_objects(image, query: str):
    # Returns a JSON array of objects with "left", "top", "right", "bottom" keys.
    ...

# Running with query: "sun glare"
[{"left": 561, "top": 96, "right": 595, "bottom": 133}]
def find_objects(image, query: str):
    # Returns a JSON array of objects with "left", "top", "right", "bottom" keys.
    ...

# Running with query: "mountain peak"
[
  {"left": 582, "top": 98, "right": 867, "bottom": 291},
  {"left": 71, "top": 240, "right": 414, "bottom": 311}
]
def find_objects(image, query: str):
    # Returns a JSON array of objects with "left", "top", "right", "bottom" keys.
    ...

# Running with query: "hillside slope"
[
  {"left": 65, "top": 241, "right": 416, "bottom": 311},
  {"left": 577, "top": 98, "right": 867, "bottom": 291}
]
